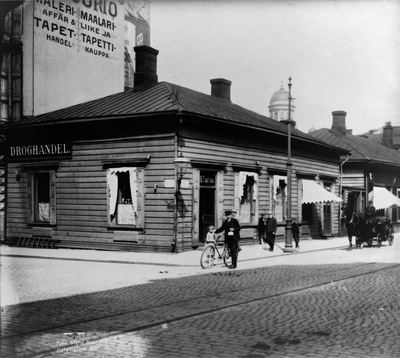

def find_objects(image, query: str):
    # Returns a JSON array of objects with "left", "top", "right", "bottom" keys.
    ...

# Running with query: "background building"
[
  {"left": 0, "top": 0, "right": 150, "bottom": 123},
  {"left": 358, "top": 122, "right": 400, "bottom": 151},
  {"left": 310, "top": 111, "right": 400, "bottom": 231}
]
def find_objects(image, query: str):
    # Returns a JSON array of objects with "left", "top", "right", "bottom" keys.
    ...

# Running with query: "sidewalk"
[{"left": 0, "top": 236, "right": 350, "bottom": 267}]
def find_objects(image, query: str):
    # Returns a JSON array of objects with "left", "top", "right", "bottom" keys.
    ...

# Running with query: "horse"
[{"left": 344, "top": 211, "right": 358, "bottom": 249}]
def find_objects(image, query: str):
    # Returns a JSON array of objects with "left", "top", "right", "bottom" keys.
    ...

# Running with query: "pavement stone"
[{"left": 1, "top": 234, "right": 399, "bottom": 357}]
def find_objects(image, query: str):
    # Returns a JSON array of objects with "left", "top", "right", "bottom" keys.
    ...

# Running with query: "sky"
[{"left": 150, "top": 0, "right": 400, "bottom": 135}]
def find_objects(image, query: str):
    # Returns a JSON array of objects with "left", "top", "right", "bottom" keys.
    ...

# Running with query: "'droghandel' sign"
[{"left": 8, "top": 143, "right": 72, "bottom": 161}]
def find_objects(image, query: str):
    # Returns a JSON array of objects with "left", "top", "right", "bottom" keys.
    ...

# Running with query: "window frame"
[
  {"left": 106, "top": 166, "right": 145, "bottom": 229},
  {"left": 271, "top": 174, "right": 287, "bottom": 223},
  {"left": 26, "top": 169, "right": 57, "bottom": 225},
  {"left": 234, "top": 171, "right": 258, "bottom": 225}
]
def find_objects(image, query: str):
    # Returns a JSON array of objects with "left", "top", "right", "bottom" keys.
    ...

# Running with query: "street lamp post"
[
  {"left": 283, "top": 76, "right": 295, "bottom": 253},
  {"left": 172, "top": 153, "right": 190, "bottom": 252}
]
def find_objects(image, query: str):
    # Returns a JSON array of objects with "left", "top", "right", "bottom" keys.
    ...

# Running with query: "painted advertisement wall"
[{"left": 22, "top": 0, "right": 150, "bottom": 116}]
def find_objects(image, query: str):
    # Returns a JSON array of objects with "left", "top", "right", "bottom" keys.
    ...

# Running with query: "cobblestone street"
[{"left": 1, "top": 236, "right": 399, "bottom": 357}]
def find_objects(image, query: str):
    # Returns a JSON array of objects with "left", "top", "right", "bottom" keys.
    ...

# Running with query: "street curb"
[{"left": 0, "top": 243, "right": 350, "bottom": 267}]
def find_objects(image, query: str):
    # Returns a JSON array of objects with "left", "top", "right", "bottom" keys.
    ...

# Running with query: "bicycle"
[{"left": 200, "top": 235, "right": 232, "bottom": 269}]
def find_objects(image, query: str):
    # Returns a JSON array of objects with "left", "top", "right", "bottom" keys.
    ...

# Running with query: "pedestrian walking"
[
  {"left": 215, "top": 210, "right": 241, "bottom": 269},
  {"left": 266, "top": 211, "right": 277, "bottom": 251},
  {"left": 292, "top": 217, "right": 300, "bottom": 250},
  {"left": 258, "top": 213, "right": 267, "bottom": 245}
]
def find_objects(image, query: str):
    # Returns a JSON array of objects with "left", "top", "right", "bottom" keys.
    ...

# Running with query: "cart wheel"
[
  {"left": 367, "top": 237, "right": 373, "bottom": 247},
  {"left": 376, "top": 233, "right": 382, "bottom": 247},
  {"left": 200, "top": 245, "right": 216, "bottom": 269}
]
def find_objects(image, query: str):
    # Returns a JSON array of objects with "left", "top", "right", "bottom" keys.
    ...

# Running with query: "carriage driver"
[{"left": 365, "top": 200, "right": 376, "bottom": 223}]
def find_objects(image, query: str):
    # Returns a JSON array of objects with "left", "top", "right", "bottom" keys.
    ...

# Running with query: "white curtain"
[
  {"left": 238, "top": 171, "right": 258, "bottom": 199},
  {"left": 273, "top": 175, "right": 287, "bottom": 201},
  {"left": 108, "top": 167, "right": 138, "bottom": 217},
  {"left": 108, "top": 170, "right": 118, "bottom": 216}
]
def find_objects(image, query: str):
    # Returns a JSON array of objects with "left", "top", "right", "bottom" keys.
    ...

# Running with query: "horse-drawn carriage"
[
  {"left": 354, "top": 215, "right": 394, "bottom": 248},
  {"left": 344, "top": 211, "right": 394, "bottom": 249},
  {"left": 343, "top": 188, "right": 398, "bottom": 249}
]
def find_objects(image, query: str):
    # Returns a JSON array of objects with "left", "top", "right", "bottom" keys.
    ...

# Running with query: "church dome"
[
  {"left": 269, "top": 84, "right": 289, "bottom": 105},
  {"left": 268, "top": 82, "right": 295, "bottom": 122}
]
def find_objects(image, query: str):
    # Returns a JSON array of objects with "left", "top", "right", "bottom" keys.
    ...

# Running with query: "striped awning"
[
  {"left": 302, "top": 179, "right": 343, "bottom": 204},
  {"left": 369, "top": 187, "right": 400, "bottom": 209}
]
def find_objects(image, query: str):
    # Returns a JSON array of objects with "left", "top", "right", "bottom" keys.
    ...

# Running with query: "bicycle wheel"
[
  {"left": 223, "top": 246, "right": 232, "bottom": 268},
  {"left": 200, "top": 245, "right": 216, "bottom": 269}
]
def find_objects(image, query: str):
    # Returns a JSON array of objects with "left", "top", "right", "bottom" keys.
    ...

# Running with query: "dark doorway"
[
  {"left": 199, "top": 171, "right": 216, "bottom": 243},
  {"left": 323, "top": 203, "right": 331, "bottom": 234}
]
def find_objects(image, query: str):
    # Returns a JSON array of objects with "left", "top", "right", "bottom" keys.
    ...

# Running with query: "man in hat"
[
  {"left": 231, "top": 209, "right": 241, "bottom": 251},
  {"left": 365, "top": 200, "right": 376, "bottom": 222},
  {"left": 258, "top": 213, "right": 267, "bottom": 245},
  {"left": 215, "top": 210, "right": 241, "bottom": 269},
  {"left": 266, "top": 211, "right": 277, "bottom": 252},
  {"left": 292, "top": 217, "right": 300, "bottom": 251}
]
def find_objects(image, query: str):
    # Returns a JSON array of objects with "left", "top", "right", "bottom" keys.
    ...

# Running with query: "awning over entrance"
[
  {"left": 370, "top": 187, "right": 400, "bottom": 209},
  {"left": 301, "top": 179, "right": 343, "bottom": 204}
]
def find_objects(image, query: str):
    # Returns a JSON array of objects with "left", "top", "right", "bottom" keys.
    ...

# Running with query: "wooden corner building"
[{"left": 2, "top": 46, "right": 347, "bottom": 252}]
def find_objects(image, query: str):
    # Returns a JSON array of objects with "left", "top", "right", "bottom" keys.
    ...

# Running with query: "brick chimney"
[
  {"left": 210, "top": 78, "right": 231, "bottom": 102},
  {"left": 331, "top": 111, "right": 347, "bottom": 136},
  {"left": 382, "top": 121, "right": 393, "bottom": 148},
  {"left": 134, "top": 46, "right": 159, "bottom": 92}
]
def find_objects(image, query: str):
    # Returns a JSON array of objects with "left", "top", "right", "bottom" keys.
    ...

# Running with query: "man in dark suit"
[
  {"left": 215, "top": 210, "right": 241, "bottom": 269},
  {"left": 258, "top": 213, "right": 267, "bottom": 245},
  {"left": 266, "top": 211, "right": 277, "bottom": 251}
]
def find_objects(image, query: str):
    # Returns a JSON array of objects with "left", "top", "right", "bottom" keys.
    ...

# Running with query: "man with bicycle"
[{"left": 215, "top": 210, "right": 241, "bottom": 269}]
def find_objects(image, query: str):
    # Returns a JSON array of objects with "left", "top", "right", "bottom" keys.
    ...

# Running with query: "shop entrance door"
[
  {"left": 199, "top": 171, "right": 216, "bottom": 243},
  {"left": 323, "top": 203, "right": 332, "bottom": 234},
  {"left": 323, "top": 183, "right": 332, "bottom": 235}
]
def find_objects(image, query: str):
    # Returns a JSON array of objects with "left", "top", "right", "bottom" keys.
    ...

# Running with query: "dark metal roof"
[
  {"left": 358, "top": 126, "right": 400, "bottom": 148},
  {"left": 5, "top": 81, "right": 340, "bottom": 149},
  {"left": 310, "top": 128, "right": 400, "bottom": 166}
]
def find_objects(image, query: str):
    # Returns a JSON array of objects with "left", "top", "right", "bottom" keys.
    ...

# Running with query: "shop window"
[
  {"left": 27, "top": 171, "right": 56, "bottom": 224},
  {"left": 107, "top": 167, "right": 144, "bottom": 228},
  {"left": 236, "top": 171, "right": 258, "bottom": 224},
  {"left": 272, "top": 175, "right": 287, "bottom": 222}
]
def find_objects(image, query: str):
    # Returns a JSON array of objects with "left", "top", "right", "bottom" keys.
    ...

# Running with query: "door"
[
  {"left": 323, "top": 203, "right": 331, "bottom": 234},
  {"left": 199, "top": 171, "right": 216, "bottom": 243},
  {"left": 323, "top": 183, "right": 332, "bottom": 235}
]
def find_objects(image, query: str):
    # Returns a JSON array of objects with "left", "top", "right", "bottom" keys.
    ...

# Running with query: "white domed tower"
[{"left": 268, "top": 82, "right": 295, "bottom": 122}]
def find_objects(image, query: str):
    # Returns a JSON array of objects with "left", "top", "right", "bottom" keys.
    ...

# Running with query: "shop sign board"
[
  {"left": 23, "top": 0, "right": 150, "bottom": 116},
  {"left": 8, "top": 142, "right": 72, "bottom": 161}
]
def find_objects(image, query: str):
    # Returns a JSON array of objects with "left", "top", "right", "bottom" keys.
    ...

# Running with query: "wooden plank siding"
[
  {"left": 6, "top": 136, "right": 179, "bottom": 251},
  {"left": 6, "top": 132, "right": 342, "bottom": 252},
  {"left": 180, "top": 137, "right": 342, "bottom": 241},
  {"left": 342, "top": 172, "right": 365, "bottom": 189}
]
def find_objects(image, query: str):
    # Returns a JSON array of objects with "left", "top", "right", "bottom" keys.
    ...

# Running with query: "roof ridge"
[
  {"left": 329, "top": 129, "right": 370, "bottom": 160},
  {"left": 163, "top": 82, "right": 183, "bottom": 113}
]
